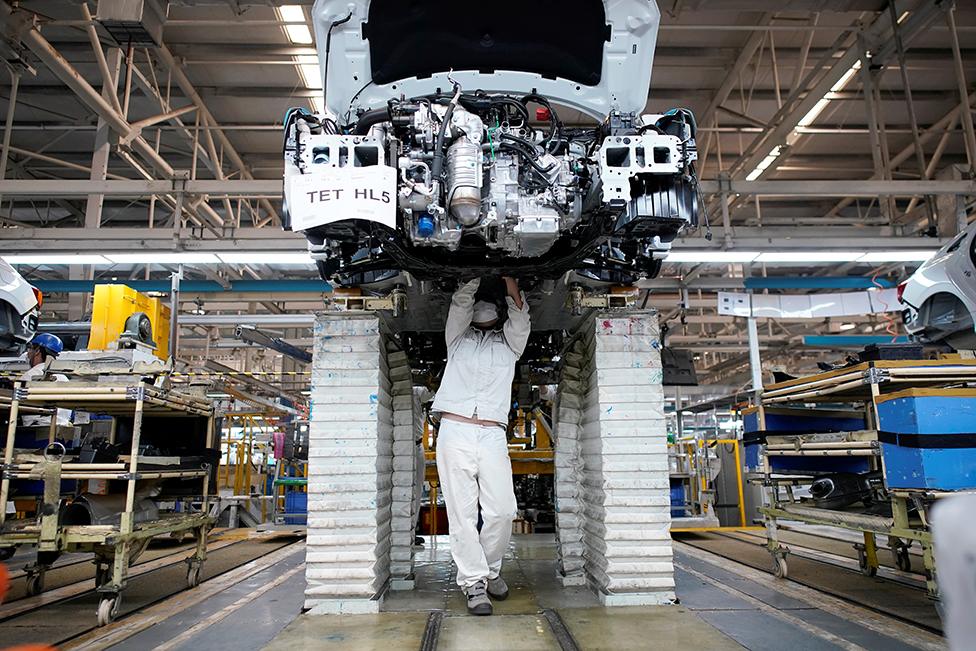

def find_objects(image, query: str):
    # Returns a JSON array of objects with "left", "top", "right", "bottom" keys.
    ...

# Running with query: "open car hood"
[{"left": 311, "top": 0, "right": 661, "bottom": 121}]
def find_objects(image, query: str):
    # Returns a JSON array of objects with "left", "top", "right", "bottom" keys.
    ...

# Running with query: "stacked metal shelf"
[
  {"left": 0, "top": 380, "right": 216, "bottom": 625},
  {"left": 747, "top": 359, "right": 976, "bottom": 598}
]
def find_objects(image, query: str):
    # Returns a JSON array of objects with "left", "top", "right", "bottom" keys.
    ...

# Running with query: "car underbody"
[{"left": 285, "top": 96, "right": 699, "bottom": 291}]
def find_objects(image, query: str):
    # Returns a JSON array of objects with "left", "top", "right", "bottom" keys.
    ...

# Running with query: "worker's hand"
[{"left": 502, "top": 276, "right": 524, "bottom": 309}]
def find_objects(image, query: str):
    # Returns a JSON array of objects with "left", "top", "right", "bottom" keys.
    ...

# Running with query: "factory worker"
[
  {"left": 20, "top": 333, "right": 70, "bottom": 427},
  {"left": 431, "top": 276, "right": 530, "bottom": 616},
  {"left": 21, "top": 332, "right": 65, "bottom": 382}
]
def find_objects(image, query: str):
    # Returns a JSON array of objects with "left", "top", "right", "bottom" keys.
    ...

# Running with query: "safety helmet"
[{"left": 28, "top": 332, "right": 63, "bottom": 357}]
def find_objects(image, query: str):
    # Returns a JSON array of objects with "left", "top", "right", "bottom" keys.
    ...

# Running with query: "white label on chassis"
[{"left": 287, "top": 166, "right": 397, "bottom": 231}]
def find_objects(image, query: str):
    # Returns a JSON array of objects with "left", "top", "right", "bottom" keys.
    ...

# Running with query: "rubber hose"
[
  {"left": 352, "top": 107, "right": 392, "bottom": 135},
  {"left": 430, "top": 101, "right": 456, "bottom": 182}
]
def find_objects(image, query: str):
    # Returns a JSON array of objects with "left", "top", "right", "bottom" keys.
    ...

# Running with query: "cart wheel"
[
  {"left": 97, "top": 595, "right": 120, "bottom": 626},
  {"left": 186, "top": 563, "right": 202, "bottom": 588},
  {"left": 772, "top": 556, "right": 788, "bottom": 579},
  {"left": 857, "top": 549, "right": 877, "bottom": 577},
  {"left": 25, "top": 572, "right": 44, "bottom": 596},
  {"left": 895, "top": 548, "right": 912, "bottom": 572}
]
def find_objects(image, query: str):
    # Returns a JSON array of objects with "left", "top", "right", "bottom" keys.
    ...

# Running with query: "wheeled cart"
[
  {"left": 748, "top": 359, "right": 976, "bottom": 598},
  {"left": 0, "top": 381, "right": 217, "bottom": 625}
]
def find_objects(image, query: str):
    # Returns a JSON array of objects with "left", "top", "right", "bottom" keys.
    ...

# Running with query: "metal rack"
[
  {"left": 753, "top": 359, "right": 976, "bottom": 598},
  {"left": 0, "top": 380, "right": 216, "bottom": 625}
]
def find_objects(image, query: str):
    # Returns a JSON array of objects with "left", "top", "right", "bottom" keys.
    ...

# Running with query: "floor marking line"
[
  {"left": 153, "top": 563, "right": 305, "bottom": 651},
  {"left": 674, "top": 542, "right": 945, "bottom": 651},
  {"left": 62, "top": 541, "right": 305, "bottom": 651},
  {"left": 674, "top": 559, "right": 868, "bottom": 651}
]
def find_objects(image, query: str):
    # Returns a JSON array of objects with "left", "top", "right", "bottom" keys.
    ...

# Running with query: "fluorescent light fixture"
[
  {"left": 666, "top": 251, "right": 760, "bottom": 263},
  {"left": 106, "top": 253, "right": 220, "bottom": 264},
  {"left": 858, "top": 250, "right": 936, "bottom": 263},
  {"left": 797, "top": 61, "right": 861, "bottom": 128},
  {"left": 748, "top": 60, "right": 861, "bottom": 180},
  {"left": 297, "top": 55, "right": 322, "bottom": 90},
  {"left": 745, "top": 146, "right": 782, "bottom": 181},
  {"left": 4, "top": 254, "right": 110, "bottom": 265},
  {"left": 217, "top": 252, "right": 313, "bottom": 265},
  {"left": 839, "top": 323, "right": 857, "bottom": 331},
  {"left": 756, "top": 251, "right": 866, "bottom": 263},
  {"left": 278, "top": 5, "right": 313, "bottom": 44}
]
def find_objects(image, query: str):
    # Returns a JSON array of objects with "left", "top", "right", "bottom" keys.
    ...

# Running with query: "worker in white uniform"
[{"left": 431, "top": 276, "right": 530, "bottom": 616}]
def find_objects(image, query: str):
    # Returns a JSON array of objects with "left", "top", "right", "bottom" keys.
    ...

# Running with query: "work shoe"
[
  {"left": 465, "top": 580, "right": 493, "bottom": 616},
  {"left": 487, "top": 575, "right": 509, "bottom": 600}
]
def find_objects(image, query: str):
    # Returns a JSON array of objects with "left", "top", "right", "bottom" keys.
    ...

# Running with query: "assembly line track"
[
  {"left": 0, "top": 535, "right": 303, "bottom": 649},
  {"left": 725, "top": 528, "right": 928, "bottom": 590},
  {"left": 674, "top": 531, "right": 943, "bottom": 635},
  {"left": 0, "top": 537, "right": 241, "bottom": 620}
]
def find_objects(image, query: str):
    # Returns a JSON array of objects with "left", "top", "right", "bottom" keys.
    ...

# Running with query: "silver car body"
[
  {"left": 0, "top": 258, "right": 39, "bottom": 353},
  {"left": 900, "top": 222, "right": 976, "bottom": 349}
]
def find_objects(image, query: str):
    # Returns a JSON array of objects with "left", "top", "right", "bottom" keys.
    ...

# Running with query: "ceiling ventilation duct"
[{"left": 96, "top": 0, "right": 167, "bottom": 47}]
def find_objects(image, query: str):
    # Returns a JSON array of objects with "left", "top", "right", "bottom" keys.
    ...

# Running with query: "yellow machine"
[{"left": 88, "top": 284, "right": 171, "bottom": 360}]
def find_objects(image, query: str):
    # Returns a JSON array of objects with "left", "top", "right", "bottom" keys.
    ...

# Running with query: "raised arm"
[
  {"left": 445, "top": 278, "right": 481, "bottom": 347},
  {"left": 502, "top": 276, "right": 530, "bottom": 356}
]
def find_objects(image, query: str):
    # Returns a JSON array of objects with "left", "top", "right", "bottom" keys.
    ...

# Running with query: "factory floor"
[{"left": 88, "top": 533, "right": 941, "bottom": 651}]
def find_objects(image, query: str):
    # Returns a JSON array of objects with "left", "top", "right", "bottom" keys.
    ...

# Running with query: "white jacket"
[{"left": 431, "top": 279, "right": 530, "bottom": 425}]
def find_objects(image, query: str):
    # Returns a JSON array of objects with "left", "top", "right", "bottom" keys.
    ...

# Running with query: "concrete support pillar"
[
  {"left": 553, "top": 341, "right": 586, "bottom": 586},
  {"left": 305, "top": 314, "right": 393, "bottom": 614},
  {"left": 388, "top": 341, "right": 418, "bottom": 590},
  {"left": 575, "top": 311, "right": 674, "bottom": 605}
]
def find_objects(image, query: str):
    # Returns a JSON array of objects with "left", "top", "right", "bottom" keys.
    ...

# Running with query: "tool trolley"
[
  {"left": 746, "top": 359, "right": 976, "bottom": 597},
  {"left": 0, "top": 380, "right": 217, "bottom": 625}
]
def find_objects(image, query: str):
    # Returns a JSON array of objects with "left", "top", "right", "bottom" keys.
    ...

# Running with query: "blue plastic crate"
[
  {"left": 876, "top": 389, "right": 976, "bottom": 490},
  {"left": 283, "top": 490, "right": 308, "bottom": 524},
  {"left": 669, "top": 481, "right": 686, "bottom": 518},
  {"left": 742, "top": 406, "right": 868, "bottom": 473}
]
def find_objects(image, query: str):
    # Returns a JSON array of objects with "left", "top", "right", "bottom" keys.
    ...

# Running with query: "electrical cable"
[{"left": 322, "top": 10, "right": 354, "bottom": 110}]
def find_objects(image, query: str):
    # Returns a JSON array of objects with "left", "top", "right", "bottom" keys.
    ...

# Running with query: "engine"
[{"left": 283, "top": 86, "right": 700, "bottom": 286}]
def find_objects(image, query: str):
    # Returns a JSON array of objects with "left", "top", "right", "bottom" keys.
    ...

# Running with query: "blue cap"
[
  {"left": 29, "top": 333, "right": 63, "bottom": 357},
  {"left": 417, "top": 213, "right": 435, "bottom": 238}
]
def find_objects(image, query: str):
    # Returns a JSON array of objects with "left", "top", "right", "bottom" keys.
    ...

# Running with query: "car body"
[
  {"left": 0, "top": 258, "right": 40, "bottom": 353},
  {"left": 282, "top": 0, "right": 699, "bottom": 292},
  {"left": 900, "top": 221, "right": 976, "bottom": 349}
]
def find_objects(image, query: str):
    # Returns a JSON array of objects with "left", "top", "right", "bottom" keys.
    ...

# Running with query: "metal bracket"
[
  {"left": 717, "top": 173, "right": 733, "bottom": 194},
  {"left": 327, "top": 286, "right": 407, "bottom": 316},
  {"left": 566, "top": 285, "right": 638, "bottom": 315},
  {"left": 863, "top": 367, "right": 890, "bottom": 385}
]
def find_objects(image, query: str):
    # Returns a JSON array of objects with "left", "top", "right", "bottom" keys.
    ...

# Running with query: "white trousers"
[
  {"left": 436, "top": 419, "right": 518, "bottom": 588},
  {"left": 413, "top": 441, "right": 425, "bottom": 531}
]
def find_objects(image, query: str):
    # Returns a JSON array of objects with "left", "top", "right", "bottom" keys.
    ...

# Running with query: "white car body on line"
[{"left": 900, "top": 222, "right": 976, "bottom": 349}]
